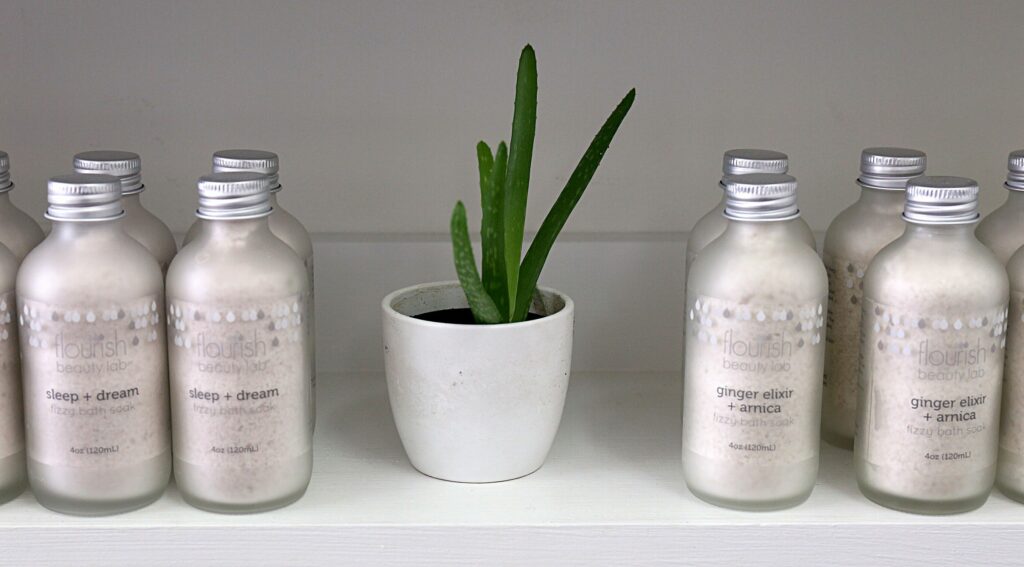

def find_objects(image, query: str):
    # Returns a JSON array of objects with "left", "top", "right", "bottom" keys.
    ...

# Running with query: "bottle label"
[
  {"left": 0, "top": 292, "right": 21, "bottom": 459},
  {"left": 168, "top": 295, "right": 311, "bottom": 467},
  {"left": 683, "top": 294, "right": 826, "bottom": 465},
  {"left": 822, "top": 254, "right": 868, "bottom": 425},
  {"left": 19, "top": 295, "right": 169, "bottom": 467},
  {"left": 859, "top": 299, "right": 1004, "bottom": 481},
  {"left": 1001, "top": 291, "right": 1024, "bottom": 457}
]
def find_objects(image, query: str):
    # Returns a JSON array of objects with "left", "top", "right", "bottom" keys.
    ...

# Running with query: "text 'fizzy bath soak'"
[
  {"left": 17, "top": 174, "right": 170, "bottom": 516},
  {"left": 855, "top": 176, "right": 1007, "bottom": 515},
  {"left": 683, "top": 173, "right": 828, "bottom": 511},
  {"left": 821, "top": 147, "right": 926, "bottom": 449},
  {"left": 168, "top": 172, "right": 312, "bottom": 514}
]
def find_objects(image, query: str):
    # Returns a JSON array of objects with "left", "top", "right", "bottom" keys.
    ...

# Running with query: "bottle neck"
[
  {"left": 721, "top": 217, "right": 804, "bottom": 244},
  {"left": 122, "top": 193, "right": 142, "bottom": 211},
  {"left": 714, "top": 185, "right": 727, "bottom": 208},
  {"left": 199, "top": 216, "right": 274, "bottom": 243},
  {"left": 49, "top": 218, "right": 124, "bottom": 239},
  {"left": 902, "top": 222, "right": 977, "bottom": 241},
  {"left": 1002, "top": 188, "right": 1024, "bottom": 209},
  {"left": 856, "top": 186, "right": 905, "bottom": 213}
]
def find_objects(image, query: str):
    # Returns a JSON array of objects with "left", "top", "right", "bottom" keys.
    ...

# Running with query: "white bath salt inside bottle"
[
  {"left": 856, "top": 176, "right": 1007, "bottom": 515},
  {"left": 821, "top": 148, "right": 926, "bottom": 449},
  {"left": 168, "top": 172, "right": 312, "bottom": 513},
  {"left": 18, "top": 174, "right": 170, "bottom": 515},
  {"left": 998, "top": 239, "right": 1024, "bottom": 503},
  {"left": 683, "top": 173, "right": 827, "bottom": 510},
  {"left": 184, "top": 150, "right": 317, "bottom": 432},
  {"left": 0, "top": 151, "right": 45, "bottom": 261},
  {"left": 74, "top": 151, "right": 177, "bottom": 273},
  {"left": 686, "top": 149, "right": 815, "bottom": 275},
  {"left": 0, "top": 241, "right": 25, "bottom": 505},
  {"left": 976, "top": 150, "right": 1024, "bottom": 263}
]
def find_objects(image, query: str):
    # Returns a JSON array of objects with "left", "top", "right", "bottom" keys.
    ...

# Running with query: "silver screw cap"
[
  {"left": 46, "top": 174, "right": 123, "bottom": 221},
  {"left": 196, "top": 172, "right": 273, "bottom": 220},
  {"left": 903, "top": 176, "right": 979, "bottom": 225},
  {"left": 73, "top": 150, "right": 144, "bottom": 194},
  {"left": 212, "top": 149, "right": 280, "bottom": 192},
  {"left": 1005, "top": 150, "right": 1024, "bottom": 191},
  {"left": 0, "top": 151, "right": 10, "bottom": 192},
  {"left": 857, "top": 147, "right": 926, "bottom": 190},
  {"left": 722, "top": 149, "right": 789, "bottom": 176},
  {"left": 722, "top": 173, "right": 800, "bottom": 222}
]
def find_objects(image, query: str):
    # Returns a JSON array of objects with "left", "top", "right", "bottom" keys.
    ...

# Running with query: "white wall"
[
  {"left": 4, "top": 0, "right": 1023, "bottom": 372},
  {"left": 2, "top": 0, "right": 1023, "bottom": 235}
]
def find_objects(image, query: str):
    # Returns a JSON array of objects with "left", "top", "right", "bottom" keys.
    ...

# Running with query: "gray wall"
[{"left": 2, "top": 0, "right": 1023, "bottom": 234}]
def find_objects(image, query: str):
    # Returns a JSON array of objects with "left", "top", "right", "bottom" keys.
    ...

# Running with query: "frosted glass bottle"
[
  {"left": 999, "top": 244, "right": 1024, "bottom": 503},
  {"left": 683, "top": 173, "right": 827, "bottom": 510},
  {"left": 856, "top": 176, "right": 1006, "bottom": 515},
  {"left": 686, "top": 149, "right": 815, "bottom": 275},
  {"left": 184, "top": 150, "right": 317, "bottom": 431},
  {"left": 0, "top": 151, "right": 45, "bottom": 261},
  {"left": 821, "top": 148, "right": 926, "bottom": 449},
  {"left": 74, "top": 151, "right": 177, "bottom": 272},
  {"left": 168, "top": 172, "right": 312, "bottom": 513},
  {"left": 976, "top": 150, "right": 1024, "bottom": 263},
  {"left": 18, "top": 174, "right": 170, "bottom": 515},
  {"left": 0, "top": 241, "right": 25, "bottom": 505}
]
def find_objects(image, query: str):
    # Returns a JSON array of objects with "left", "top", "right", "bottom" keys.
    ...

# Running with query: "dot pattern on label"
[
  {"left": 689, "top": 296, "right": 826, "bottom": 347},
  {"left": 0, "top": 298, "right": 11, "bottom": 342},
  {"left": 869, "top": 304, "right": 1009, "bottom": 356},
  {"left": 20, "top": 299, "right": 161, "bottom": 348},
  {"left": 167, "top": 300, "right": 304, "bottom": 349}
]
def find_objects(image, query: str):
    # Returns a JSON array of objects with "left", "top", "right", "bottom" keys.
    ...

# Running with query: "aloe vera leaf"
[
  {"left": 476, "top": 141, "right": 494, "bottom": 198},
  {"left": 450, "top": 201, "right": 503, "bottom": 324},
  {"left": 482, "top": 142, "right": 509, "bottom": 319},
  {"left": 511, "top": 88, "right": 636, "bottom": 322},
  {"left": 502, "top": 44, "right": 538, "bottom": 315},
  {"left": 476, "top": 140, "right": 501, "bottom": 315}
]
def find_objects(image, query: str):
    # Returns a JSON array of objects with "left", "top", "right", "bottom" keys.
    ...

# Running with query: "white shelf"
[{"left": 1, "top": 371, "right": 1022, "bottom": 566}]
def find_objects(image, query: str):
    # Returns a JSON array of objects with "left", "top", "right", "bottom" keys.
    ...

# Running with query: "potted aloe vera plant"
[{"left": 382, "top": 45, "right": 635, "bottom": 482}]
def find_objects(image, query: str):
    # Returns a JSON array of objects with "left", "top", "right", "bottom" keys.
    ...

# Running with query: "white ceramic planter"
[{"left": 382, "top": 281, "right": 574, "bottom": 482}]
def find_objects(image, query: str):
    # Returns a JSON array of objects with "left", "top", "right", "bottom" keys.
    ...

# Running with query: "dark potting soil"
[{"left": 414, "top": 308, "right": 544, "bottom": 324}]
